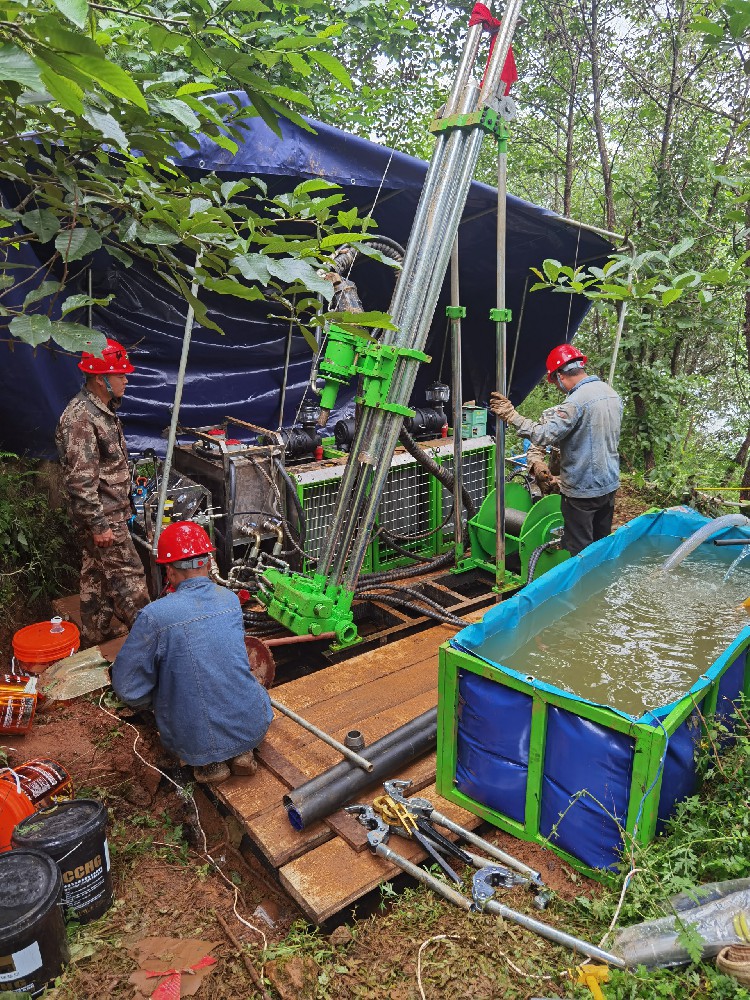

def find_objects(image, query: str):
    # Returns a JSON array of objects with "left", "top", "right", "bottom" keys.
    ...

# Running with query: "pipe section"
[{"left": 284, "top": 708, "right": 437, "bottom": 829}]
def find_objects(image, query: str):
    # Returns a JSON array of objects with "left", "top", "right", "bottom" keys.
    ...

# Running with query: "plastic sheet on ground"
[
  {"left": 614, "top": 885, "right": 750, "bottom": 967},
  {"left": 40, "top": 647, "right": 111, "bottom": 701}
]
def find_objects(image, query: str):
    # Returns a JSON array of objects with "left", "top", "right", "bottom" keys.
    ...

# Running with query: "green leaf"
[
  {"left": 23, "top": 280, "right": 61, "bottom": 307},
  {"left": 21, "top": 209, "right": 60, "bottom": 242},
  {"left": 9, "top": 314, "right": 52, "bottom": 346},
  {"left": 324, "top": 310, "right": 396, "bottom": 329},
  {"left": 675, "top": 921, "right": 704, "bottom": 965},
  {"left": 203, "top": 277, "right": 264, "bottom": 300},
  {"left": 307, "top": 50, "right": 353, "bottom": 90},
  {"left": 0, "top": 45, "right": 43, "bottom": 89},
  {"left": 662, "top": 287, "right": 684, "bottom": 305},
  {"left": 542, "top": 259, "right": 562, "bottom": 282},
  {"left": 54, "top": 227, "right": 102, "bottom": 261},
  {"left": 266, "top": 257, "right": 333, "bottom": 298},
  {"left": 61, "top": 292, "right": 114, "bottom": 315},
  {"left": 67, "top": 55, "right": 147, "bottom": 110},
  {"left": 49, "top": 320, "right": 105, "bottom": 353},
  {"left": 232, "top": 253, "right": 271, "bottom": 284},
  {"left": 82, "top": 105, "right": 128, "bottom": 148},
  {"left": 153, "top": 98, "right": 201, "bottom": 131},
  {"left": 51, "top": 0, "right": 89, "bottom": 29},
  {"left": 38, "top": 66, "right": 84, "bottom": 114},
  {"left": 138, "top": 222, "right": 181, "bottom": 246}
]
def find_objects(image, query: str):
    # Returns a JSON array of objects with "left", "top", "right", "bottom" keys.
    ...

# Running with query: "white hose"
[{"left": 662, "top": 514, "right": 750, "bottom": 572}]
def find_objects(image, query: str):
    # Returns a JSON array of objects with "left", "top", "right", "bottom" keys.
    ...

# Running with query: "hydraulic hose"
[
  {"left": 662, "top": 514, "right": 750, "bottom": 572},
  {"left": 357, "top": 550, "right": 456, "bottom": 587},
  {"left": 398, "top": 425, "right": 477, "bottom": 520},
  {"left": 356, "top": 591, "right": 468, "bottom": 628},
  {"left": 361, "top": 582, "right": 469, "bottom": 625},
  {"left": 527, "top": 541, "right": 557, "bottom": 583},
  {"left": 273, "top": 457, "right": 306, "bottom": 550}
]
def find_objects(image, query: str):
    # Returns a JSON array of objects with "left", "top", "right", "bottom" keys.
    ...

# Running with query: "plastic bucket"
[
  {"left": 0, "top": 673, "right": 39, "bottom": 734},
  {"left": 0, "top": 776, "right": 35, "bottom": 853},
  {"left": 12, "top": 618, "right": 80, "bottom": 676},
  {"left": 0, "top": 848, "right": 69, "bottom": 997},
  {"left": 12, "top": 799, "right": 113, "bottom": 924}
]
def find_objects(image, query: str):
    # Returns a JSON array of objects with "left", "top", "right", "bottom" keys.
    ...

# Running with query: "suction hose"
[
  {"left": 662, "top": 514, "right": 750, "bottom": 572},
  {"left": 398, "top": 425, "right": 477, "bottom": 520}
]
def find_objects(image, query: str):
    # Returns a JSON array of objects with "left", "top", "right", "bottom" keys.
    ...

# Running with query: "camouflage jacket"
[{"left": 55, "top": 387, "right": 132, "bottom": 533}]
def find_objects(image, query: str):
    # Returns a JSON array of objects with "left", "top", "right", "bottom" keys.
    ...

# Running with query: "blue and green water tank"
[{"left": 436, "top": 507, "right": 750, "bottom": 878}]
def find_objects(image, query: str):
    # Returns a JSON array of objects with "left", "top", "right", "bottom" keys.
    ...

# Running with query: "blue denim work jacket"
[
  {"left": 112, "top": 577, "right": 273, "bottom": 766},
  {"left": 511, "top": 375, "right": 623, "bottom": 499}
]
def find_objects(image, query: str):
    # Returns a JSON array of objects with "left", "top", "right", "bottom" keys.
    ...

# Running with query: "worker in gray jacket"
[{"left": 490, "top": 344, "right": 623, "bottom": 556}]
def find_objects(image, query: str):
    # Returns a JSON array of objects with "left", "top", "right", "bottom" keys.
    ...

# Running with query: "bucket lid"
[
  {"left": 0, "top": 849, "right": 62, "bottom": 937},
  {"left": 12, "top": 799, "right": 107, "bottom": 852},
  {"left": 12, "top": 620, "right": 80, "bottom": 664}
]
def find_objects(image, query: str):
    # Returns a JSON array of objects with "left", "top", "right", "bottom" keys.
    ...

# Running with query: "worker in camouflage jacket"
[{"left": 55, "top": 338, "right": 149, "bottom": 647}]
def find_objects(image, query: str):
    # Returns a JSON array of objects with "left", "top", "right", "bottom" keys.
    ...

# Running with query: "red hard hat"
[
  {"left": 545, "top": 343, "right": 587, "bottom": 382},
  {"left": 156, "top": 521, "right": 215, "bottom": 564},
  {"left": 78, "top": 338, "right": 135, "bottom": 375}
]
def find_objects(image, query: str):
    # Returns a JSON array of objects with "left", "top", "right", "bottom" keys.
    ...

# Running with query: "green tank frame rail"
[{"left": 457, "top": 481, "right": 569, "bottom": 591}]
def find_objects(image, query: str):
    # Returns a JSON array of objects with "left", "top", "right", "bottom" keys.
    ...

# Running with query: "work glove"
[
  {"left": 526, "top": 444, "right": 560, "bottom": 496},
  {"left": 489, "top": 392, "right": 518, "bottom": 423}
]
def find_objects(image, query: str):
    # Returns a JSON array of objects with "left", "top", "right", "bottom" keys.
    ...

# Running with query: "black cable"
[
  {"left": 356, "top": 591, "right": 468, "bottom": 628},
  {"left": 357, "top": 550, "right": 455, "bottom": 586},
  {"left": 273, "top": 457, "right": 306, "bottom": 550}
]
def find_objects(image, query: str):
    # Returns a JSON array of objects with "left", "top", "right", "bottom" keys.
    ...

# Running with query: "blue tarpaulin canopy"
[{"left": 0, "top": 101, "right": 613, "bottom": 457}]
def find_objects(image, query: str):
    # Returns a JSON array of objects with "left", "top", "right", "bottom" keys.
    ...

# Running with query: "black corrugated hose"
[{"left": 398, "top": 425, "right": 477, "bottom": 520}]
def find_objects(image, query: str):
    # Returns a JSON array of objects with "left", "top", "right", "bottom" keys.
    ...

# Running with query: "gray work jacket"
[{"left": 510, "top": 376, "right": 623, "bottom": 499}]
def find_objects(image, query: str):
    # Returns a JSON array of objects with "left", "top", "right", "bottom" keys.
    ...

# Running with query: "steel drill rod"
[
  {"left": 284, "top": 708, "right": 438, "bottom": 806},
  {"left": 495, "top": 142, "right": 508, "bottom": 588},
  {"left": 373, "top": 842, "right": 625, "bottom": 967},
  {"left": 269, "top": 697, "right": 374, "bottom": 772},
  {"left": 426, "top": 810, "right": 542, "bottom": 883},
  {"left": 450, "top": 237, "right": 464, "bottom": 556}
]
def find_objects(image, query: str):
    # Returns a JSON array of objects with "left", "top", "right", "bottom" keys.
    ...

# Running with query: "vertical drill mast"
[
  {"left": 318, "top": 3, "right": 522, "bottom": 590},
  {"left": 260, "top": 3, "right": 522, "bottom": 645}
]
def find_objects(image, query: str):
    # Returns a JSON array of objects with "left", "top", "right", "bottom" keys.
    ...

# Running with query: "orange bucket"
[
  {"left": 0, "top": 673, "right": 39, "bottom": 735},
  {"left": 0, "top": 775, "right": 34, "bottom": 852},
  {"left": 12, "top": 618, "right": 80, "bottom": 676}
]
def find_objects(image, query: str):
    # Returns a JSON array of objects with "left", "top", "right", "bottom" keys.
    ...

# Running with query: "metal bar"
[
  {"left": 494, "top": 142, "right": 507, "bottom": 589},
  {"left": 152, "top": 257, "right": 200, "bottom": 556},
  {"left": 373, "top": 843, "right": 625, "bottom": 967},
  {"left": 608, "top": 300, "right": 628, "bottom": 387},
  {"left": 265, "top": 632, "right": 337, "bottom": 647},
  {"left": 427, "top": 808, "right": 541, "bottom": 883},
  {"left": 269, "top": 696, "right": 374, "bottom": 772},
  {"left": 450, "top": 237, "right": 464, "bottom": 557},
  {"left": 278, "top": 317, "right": 294, "bottom": 430}
]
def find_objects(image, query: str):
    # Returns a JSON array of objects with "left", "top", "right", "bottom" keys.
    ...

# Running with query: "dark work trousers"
[{"left": 560, "top": 491, "right": 618, "bottom": 556}]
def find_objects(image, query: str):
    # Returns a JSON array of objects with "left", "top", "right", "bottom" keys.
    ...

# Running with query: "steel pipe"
[
  {"left": 284, "top": 708, "right": 437, "bottom": 829},
  {"left": 270, "top": 696, "right": 374, "bottom": 772}
]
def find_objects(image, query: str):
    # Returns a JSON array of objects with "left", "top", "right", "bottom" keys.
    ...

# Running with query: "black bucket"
[
  {"left": 12, "top": 799, "right": 113, "bottom": 924},
  {"left": 0, "top": 848, "right": 69, "bottom": 997}
]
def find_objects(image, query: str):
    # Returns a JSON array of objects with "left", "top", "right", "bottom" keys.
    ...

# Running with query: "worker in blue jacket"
[
  {"left": 111, "top": 521, "right": 273, "bottom": 785},
  {"left": 490, "top": 344, "right": 623, "bottom": 556}
]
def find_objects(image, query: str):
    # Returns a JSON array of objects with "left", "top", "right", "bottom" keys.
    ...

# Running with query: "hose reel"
[{"left": 463, "top": 481, "right": 569, "bottom": 584}]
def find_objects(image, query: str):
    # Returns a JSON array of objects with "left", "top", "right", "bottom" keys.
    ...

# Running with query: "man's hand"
[
  {"left": 489, "top": 392, "right": 518, "bottom": 423},
  {"left": 93, "top": 527, "right": 114, "bottom": 547}
]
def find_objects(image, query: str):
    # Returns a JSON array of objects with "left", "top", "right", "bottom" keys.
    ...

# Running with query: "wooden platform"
[{"left": 215, "top": 619, "right": 485, "bottom": 924}]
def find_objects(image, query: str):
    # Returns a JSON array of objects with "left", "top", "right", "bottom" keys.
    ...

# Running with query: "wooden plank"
[
  {"left": 254, "top": 743, "right": 309, "bottom": 789},
  {"left": 279, "top": 786, "right": 483, "bottom": 923},
  {"left": 270, "top": 628, "right": 443, "bottom": 713},
  {"left": 217, "top": 766, "right": 290, "bottom": 824},
  {"left": 261, "top": 688, "right": 438, "bottom": 782},
  {"left": 265, "top": 656, "right": 438, "bottom": 753},
  {"left": 250, "top": 802, "right": 332, "bottom": 868}
]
